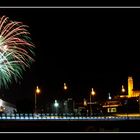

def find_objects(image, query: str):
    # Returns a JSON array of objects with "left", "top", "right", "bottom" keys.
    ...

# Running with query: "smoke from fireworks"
[{"left": 0, "top": 15, "right": 35, "bottom": 88}]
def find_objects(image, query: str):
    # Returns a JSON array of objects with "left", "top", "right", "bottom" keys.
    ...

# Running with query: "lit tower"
[{"left": 128, "top": 76, "right": 133, "bottom": 98}]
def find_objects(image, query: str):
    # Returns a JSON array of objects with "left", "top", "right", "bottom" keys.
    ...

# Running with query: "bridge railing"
[{"left": 0, "top": 113, "right": 140, "bottom": 120}]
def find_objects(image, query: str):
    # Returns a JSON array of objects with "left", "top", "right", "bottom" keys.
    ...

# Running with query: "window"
[{"left": 107, "top": 108, "right": 117, "bottom": 113}]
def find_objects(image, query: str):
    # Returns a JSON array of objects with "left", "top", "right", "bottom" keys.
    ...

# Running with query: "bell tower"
[{"left": 128, "top": 76, "right": 133, "bottom": 97}]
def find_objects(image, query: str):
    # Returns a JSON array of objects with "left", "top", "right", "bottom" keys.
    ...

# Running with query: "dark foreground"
[{"left": 0, "top": 120, "right": 140, "bottom": 132}]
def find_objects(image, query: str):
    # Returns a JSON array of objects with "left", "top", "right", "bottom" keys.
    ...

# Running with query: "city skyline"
[{"left": 0, "top": 8, "right": 140, "bottom": 105}]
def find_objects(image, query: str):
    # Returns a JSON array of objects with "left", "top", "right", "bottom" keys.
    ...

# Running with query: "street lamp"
[
  {"left": 90, "top": 88, "right": 95, "bottom": 116},
  {"left": 64, "top": 83, "right": 67, "bottom": 90},
  {"left": 54, "top": 100, "right": 59, "bottom": 113},
  {"left": 121, "top": 85, "right": 125, "bottom": 93},
  {"left": 84, "top": 98, "right": 87, "bottom": 106},
  {"left": 64, "top": 82, "right": 68, "bottom": 101},
  {"left": 108, "top": 92, "right": 112, "bottom": 100},
  {"left": 35, "top": 86, "right": 41, "bottom": 113}
]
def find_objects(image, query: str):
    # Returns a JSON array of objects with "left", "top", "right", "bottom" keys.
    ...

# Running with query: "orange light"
[
  {"left": 84, "top": 99, "right": 87, "bottom": 106},
  {"left": 122, "top": 85, "right": 125, "bottom": 92},
  {"left": 91, "top": 88, "right": 95, "bottom": 96},
  {"left": 64, "top": 83, "right": 67, "bottom": 90},
  {"left": 36, "top": 86, "right": 41, "bottom": 95}
]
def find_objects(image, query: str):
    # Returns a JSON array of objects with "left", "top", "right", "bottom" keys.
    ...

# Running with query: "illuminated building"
[
  {"left": 128, "top": 76, "right": 140, "bottom": 97},
  {"left": 128, "top": 77, "right": 133, "bottom": 97},
  {"left": 102, "top": 100, "right": 122, "bottom": 113},
  {"left": 120, "top": 76, "right": 140, "bottom": 98},
  {"left": 0, "top": 99, "right": 17, "bottom": 113},
  {"left": 102, "top": 76, "right": 140, "bottom": 114}
]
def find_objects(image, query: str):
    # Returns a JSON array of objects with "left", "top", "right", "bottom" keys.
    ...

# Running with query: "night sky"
[{"left": 0, "top": 8, "right": 140, "bottom": 105}]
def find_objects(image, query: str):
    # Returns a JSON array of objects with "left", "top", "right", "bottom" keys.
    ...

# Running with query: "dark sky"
[{"left": 0, "top": 8, "right": 140, "bottom": 105}]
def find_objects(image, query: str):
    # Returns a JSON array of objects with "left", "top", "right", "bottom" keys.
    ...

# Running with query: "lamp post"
[
  {"left": 90, "top": 88, "right": 95, "bottom": 116},
  {"left": 63, "top": 83, "right": 68, "bottom": 113},
  {"left": 35, "top": 86, "right": 41, "bottom": 113},
  {"left": 64, "top": 82, "right": 68, "bottom": 99},
  {"left": 54, "top": 100, "right": 59, "bottom": 114}
]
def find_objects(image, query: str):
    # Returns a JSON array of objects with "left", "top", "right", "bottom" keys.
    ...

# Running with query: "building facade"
[
  {"left": 0, "top": 99, "right": 16, "bottom": 113},
  {"left": 127, "top": 76, "right": 140, "bottom": 98}
]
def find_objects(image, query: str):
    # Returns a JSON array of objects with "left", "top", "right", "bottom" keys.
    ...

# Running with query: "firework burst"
[{"left": 0, "top": 15, "right": 35, "bottom": 88}]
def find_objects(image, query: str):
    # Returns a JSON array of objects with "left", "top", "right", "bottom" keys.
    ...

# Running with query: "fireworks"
[{"left": 0, "top": 15, "right": 35, "bottom": 88}]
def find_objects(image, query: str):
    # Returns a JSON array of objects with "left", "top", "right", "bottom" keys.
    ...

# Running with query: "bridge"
[
  {"left": 0, "top": 113, "right": 140, "bottom": 132},
  {"left": 0, "top": 113, "right": 140, "bottom": 121}
]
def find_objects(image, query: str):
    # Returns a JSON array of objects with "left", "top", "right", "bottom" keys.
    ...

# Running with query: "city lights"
[{"left": 1, "top": 8, "right": 140, "bottom": 133}]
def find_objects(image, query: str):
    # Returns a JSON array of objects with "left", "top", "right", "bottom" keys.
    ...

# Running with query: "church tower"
[{"left": 128, "top": 76, "right": 133, "bottom": 97}]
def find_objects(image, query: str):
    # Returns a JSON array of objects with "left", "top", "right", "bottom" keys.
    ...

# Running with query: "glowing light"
[
  {"left": 122, "top": 85, "right": 125, "bottom": 92},
  {"left": 108, "top": 93, "right": 112, "bottom": 100},
  {"left": 64, "top": 83, "right": 67, "bottom": 90},
  {"left": 54, "top": 100, "right": 59, "bottom": 107},
  {"left": 36, "top": 86, "right": 41, "bottom": 94},
  {"left": 0, "top": 15, "right": 35, "bottom": 88},
  {"left": 84, "top": 98, "right": 87, "bottom": 106},
  {"left": 91, "top": 88, "right": 95, "bottom": 96}
]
